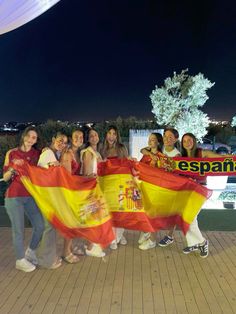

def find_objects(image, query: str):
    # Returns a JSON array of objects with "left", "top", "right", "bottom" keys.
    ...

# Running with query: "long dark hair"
[
  {"left": 181, "top": 133, "right": 198, "bottom": 157},
  {"left": 84, "top": 128, "right": 99, "bottom": 148},
  {"left": 151, "top": 132, "right": 163, "bottom": 152},
  {"left": 101, "top": 125, "right": 128, "bottom": 158}
]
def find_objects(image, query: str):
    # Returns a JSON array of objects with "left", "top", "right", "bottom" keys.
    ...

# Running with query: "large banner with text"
[{"left": 171, "top": 156, "right": 236, "bottom": 177}]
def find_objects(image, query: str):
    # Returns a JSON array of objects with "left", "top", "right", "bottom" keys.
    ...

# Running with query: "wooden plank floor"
[{"left": 1, "top": 227, "right": 236, "bottom": 314}]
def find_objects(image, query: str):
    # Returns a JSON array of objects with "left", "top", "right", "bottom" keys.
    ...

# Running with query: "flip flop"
[{"left": 62, "top": 253, "right": 80, "bottom": 264}]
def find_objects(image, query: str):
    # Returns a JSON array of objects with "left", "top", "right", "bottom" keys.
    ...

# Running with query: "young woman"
[
  {"left": 37, "top": 132, "right": 69, "bottom": 268},
  {"left": 138, "top": 132, "right": 164, "bottom": 249},
  {"left": 156, "top": 132, "right": 228, "bottom": 257},
  {"left": 3, "top": 126, "right": 44, "bottom": 272},
  {"left": 179, "top": 133, "right": 231, "bottom": 258},
  {"left": 100, "top": 125, "right": 128, "bottom": 160},
  {"left": 161, "top": 128, "right": 181, "bottom": 157},
  {"left": 139, "top": 128, "right": 181, "bottom": 250},
  {"left": 100, "top": 125, "right": 128, "bottom": 250},
  {"left": 61, "top": 129, "right": 84, "bottom": 175},
  {"left": 139, "top": 132, "right": 163, "bottom": 167},
  {"left": 80, "top": 128, "right": 105, "bottom": 257},
  {"left": 182, "top": 133, "right": 226, "bottom": 159},
  {"left": 60, "top": 129, "right": 84, "bottom": 260}
]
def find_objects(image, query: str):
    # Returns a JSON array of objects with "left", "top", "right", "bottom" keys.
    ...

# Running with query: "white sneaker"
[
  {"left": 25, "top": 247, "right": 38, "bottom": 265},
  {"left": 16, "top": 258, "right": 36, "bottom": 272},
  {"left": 116, "top": 228, "right": 125, "bottom": 243},
  {"left": 139, "top": 239, "right": 156, "bottom": 251},
  {"left": 138, "top": 232, "right": 151, "bottom": 244},
  {"left": 86, "top": 244, "right": 105, "bottom": 257},
  {"left": 110, "top": 240, "right": 118, "bottom": 250},
  {"left": 119, "top": 235, "right": 127, "bottom": 245}
]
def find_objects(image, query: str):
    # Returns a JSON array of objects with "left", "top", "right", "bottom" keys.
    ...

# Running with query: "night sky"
[{"left": 0, "top": 0, "right": 235, "bottom": 123}]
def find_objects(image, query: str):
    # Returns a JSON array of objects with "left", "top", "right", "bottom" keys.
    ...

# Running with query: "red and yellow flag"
[
  {"left": 16, "top": 163, "right": 115, "bottom": 247},
  {"left": 137, "top": 162, "right": 212, "bottom": 234},
  {"left": 16, "top": 158, "right": 212, "bottom": 240},
  {"left": 98, "top": 158, "right": 212, "bottom": 234},
  {"left": 98, "top": 158, "right": 154, "bottom": 232}
]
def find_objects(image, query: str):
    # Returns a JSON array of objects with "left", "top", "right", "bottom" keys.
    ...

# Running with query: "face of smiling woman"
[
  {"left": 182, "top": 135, "right": 194, "bottom": 151},
  {"left": 72, "top": 131, "right": 83, "bottom": 148},
  {"left": 106, "top": 129, "right": 117, "bottom": 146},
  {"left": 163, "top": 130, "right": 177, "bottom": 148},
  {"left": 53, "top": 135, "right": 68, "bottom": 152},
  {"left": 89, "top": 130, "right": 99, "bottom": 147},
  {"left": 148, "top": 134, "right": 158, "bottom": 149}
]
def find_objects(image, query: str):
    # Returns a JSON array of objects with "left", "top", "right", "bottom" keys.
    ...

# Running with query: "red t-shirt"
[{"left": 3, "top": 147, "right": 40, "bottom": 197}]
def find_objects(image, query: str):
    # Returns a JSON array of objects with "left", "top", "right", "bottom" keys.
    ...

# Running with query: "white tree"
[
  {"left": 231, "top": 116, "right": 236, "bottom": 128},
  {"left": 175, "top": 109, "right": 210, "bottom": 141},
  {"left": 150, "top": 69, "right": 215, "bottom": 141}
]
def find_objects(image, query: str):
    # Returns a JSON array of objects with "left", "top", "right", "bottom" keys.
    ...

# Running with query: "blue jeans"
[
  {"left": 5, "top": 197, "right": 44, "bottom": 260},
  {"left": 36, "top": 218, "right": 57, "bottom": 268}
]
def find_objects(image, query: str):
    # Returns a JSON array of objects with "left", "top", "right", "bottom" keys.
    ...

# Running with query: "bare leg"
[
  {"left": 62, "top": 238, "right": 80, "bottom": 263},
  {"left": 63, "top": 238, "right": 73, "bottom": 256}
]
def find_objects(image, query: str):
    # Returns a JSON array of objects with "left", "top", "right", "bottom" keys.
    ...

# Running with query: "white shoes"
[
  {"left": 110, "top": 240, "right": 118, "bottom": 250},
  {"left": 110, "top": 235, "right": 127, "bottom": 250},
  {"left": 25, "top": 247, "right": 38, "bottom": 265},
  {"left": 119, "top": 235, "right": 127, "bottom": 245},
  {"left": 86, "top": 244, "right": 105, "bottom": 257},
  {"left": 16, "top": 258, "right": 36, "bottom": 272},
  {"left": 138, "top": 232, "right": 151, "bottom": 244},
  {"left": 139, "top": 239, "right": 156, "bottom": 251}
]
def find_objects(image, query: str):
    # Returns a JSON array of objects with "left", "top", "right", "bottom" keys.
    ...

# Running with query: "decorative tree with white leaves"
[
  {"left": 150, "top": 69, "right": 215, "bottom": 142},
  {"left": 231, "top": 116, "right": 236, "bottom": 128}
]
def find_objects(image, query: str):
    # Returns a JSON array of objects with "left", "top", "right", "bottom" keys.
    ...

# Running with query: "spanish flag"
[
  {"left": 98, "top": 159, "right": 212, "bottom": 235},
  {"left": 98, "top": 158, "right": 154, "bottom": 232},
  {"left": 16, "top": 163, "right": 115, "bottom": 247},
  {"left": 17, "top": 159, "right": 212, "bottom": 240},
  {"left": 137, "top": 162, "right": 212, "bottom": 234}
]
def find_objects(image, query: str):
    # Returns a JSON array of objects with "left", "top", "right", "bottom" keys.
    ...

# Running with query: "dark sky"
[{"left": 0, "top": 0, "right": 236, "bottom": 123}]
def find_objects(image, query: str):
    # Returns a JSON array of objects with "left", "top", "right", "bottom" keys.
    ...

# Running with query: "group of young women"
[
  {"left": 138, "top": 129, "right": 222, "bottom": 257},
  {"left": 3, "top": 125, "right": 222, "bottom": 272}
]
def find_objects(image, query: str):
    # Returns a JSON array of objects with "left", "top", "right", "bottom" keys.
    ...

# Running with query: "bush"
[{"left": 0, "top": 134, "right": 18, "bottom": 204}]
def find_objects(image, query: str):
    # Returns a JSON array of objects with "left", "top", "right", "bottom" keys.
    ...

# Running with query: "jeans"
[
  {"left": 5, "top": 197, "right": 44, "bottom": 260},
  {"left": 36, "top": 218, "right": 57, "bottom": 268}
]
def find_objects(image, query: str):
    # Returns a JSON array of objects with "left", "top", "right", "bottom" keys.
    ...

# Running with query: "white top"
[
  {"left": 37, "top": 149, "right": 57, "bottom": 169},
  {"left": 162, "top": 147, "right": 180, "bottom": 157},
  {"left": 80, "top": 146, "right": 102, "bottom": 175}
]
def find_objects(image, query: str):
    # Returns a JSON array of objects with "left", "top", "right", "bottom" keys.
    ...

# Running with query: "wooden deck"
[{"left": 1, "top": 228, "right": 236, "bottom": 314}]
